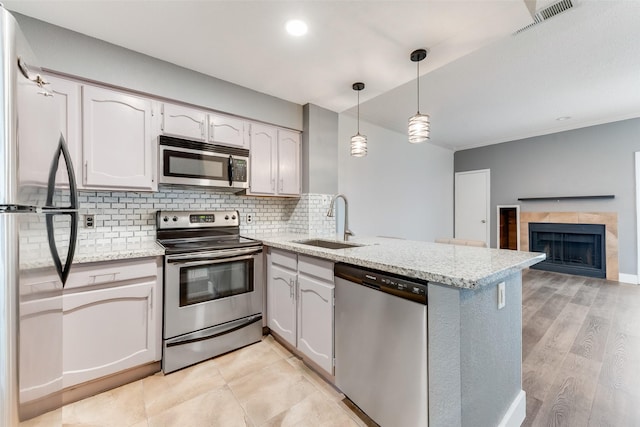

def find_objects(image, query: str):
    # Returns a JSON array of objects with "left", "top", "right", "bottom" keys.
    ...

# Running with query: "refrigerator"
[{"left": 0, "top": 6, "right": 78, "bottom": 426}]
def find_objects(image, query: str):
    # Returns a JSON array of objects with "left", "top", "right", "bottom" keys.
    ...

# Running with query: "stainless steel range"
[{"left": 156, "top": 210, "right": 263, "bottom": 373}]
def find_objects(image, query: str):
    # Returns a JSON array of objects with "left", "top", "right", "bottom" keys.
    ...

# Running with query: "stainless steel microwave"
[{"left": 159, "top": 135, "right": 249, "bottom": 191}]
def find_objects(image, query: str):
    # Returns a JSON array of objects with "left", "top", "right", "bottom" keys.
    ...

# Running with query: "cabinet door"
[
  {"left": 47, "top": 75, "right": 81, "bottom": 188},
  {"left": 19, "top": 294, "right": 63, "bottom": 405},
  {"left": 277, "top": 130, "right": 301, "bottom": 196},
  {"left": 82, "top": 86, "right": 154, "bottom": 190},
  {"left": 63, "top": 280, "right": 157, "bottom": 388},
  {"left": 248, "top": 123, "right": 277, "bottom": 195},
  {"left": 209, "top": 113, "right": 246, "bottom": 148},
  {"left": 267, "top": 263, "right": 297, "bottom": 347},
  {"left": 161, "top": 103, "right": 206, "bottom": 141},
  {"left": 297, "top": 274, "right": 334, "bottom": 374}
]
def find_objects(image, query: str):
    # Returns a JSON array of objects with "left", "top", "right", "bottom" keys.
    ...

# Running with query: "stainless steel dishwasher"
[{"left": 334, "top": 263, "right": 428, "bottom": 427}]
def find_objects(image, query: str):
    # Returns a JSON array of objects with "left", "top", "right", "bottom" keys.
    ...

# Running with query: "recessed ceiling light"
[
  {"left": 556, "top": 116, "right": 572, "bottom": 121},
  {"left": 286, "top": 19, "right": 308, "bottom": 37}
]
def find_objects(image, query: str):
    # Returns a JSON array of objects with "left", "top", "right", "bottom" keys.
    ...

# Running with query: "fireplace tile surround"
[{"left": 521, "top": 212, "right": 618, "bottom": 281}]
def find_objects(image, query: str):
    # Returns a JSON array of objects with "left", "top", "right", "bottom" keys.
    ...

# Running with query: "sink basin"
[{"left": 295, "top": 239, "right": 363, "bottom": 250}]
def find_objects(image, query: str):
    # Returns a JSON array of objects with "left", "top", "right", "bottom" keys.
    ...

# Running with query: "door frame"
[
  {"left": 496, "top": 205, "right": 520, "bottom": 251},
  {"left": 635, "top": 152, "right": 640, "bottom": 284},
  {"left": 454, "top": 169, "right": 490, "bottom": 247}
]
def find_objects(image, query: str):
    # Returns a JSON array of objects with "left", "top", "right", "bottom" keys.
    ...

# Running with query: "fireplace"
[{"left": 529, "top": 222, "right": 606, "bottom": 278}]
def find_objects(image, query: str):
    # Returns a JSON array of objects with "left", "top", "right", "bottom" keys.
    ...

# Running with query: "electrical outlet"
[
  {"left": 85, "top": 214, "right": 95, "bottom": 228},
  {"left": 497, "top": 282, "right": 506, "bottom": 309},
  {"left": 246, "top": 213, "right": 254, "bottom": 223}
]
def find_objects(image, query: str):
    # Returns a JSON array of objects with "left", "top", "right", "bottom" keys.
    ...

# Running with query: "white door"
[
  {"left": 267, "top": 264, "right": 297, "bottom": 346},
  {"left": 63, "top": 280, "right": 156, "bottom": 388},
  {"left": 161, "top": 103, "right": 206, "bottom": 141},
  {"left": 209, "top": 114, "right": 246, "bottom": 148},
  {"left": 248, "top": 124, "right": 277, "bottom": 195},
  {"left": 455, "top": 169, "right": 490, "bottom": 246},
  {"left": 297, "top": 274, "right": 334, "bottom": 374},
  {"left": 47, "top": 75, "right": 81, "bottom": 188},
  {"left": 82, "top": 86, "right": 154, "bottom": 190},
  {"left": 277, "top": 130, "right": 301, "bottom": 196}
]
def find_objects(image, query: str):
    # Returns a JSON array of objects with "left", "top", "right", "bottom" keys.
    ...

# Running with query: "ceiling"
[{"left": 5, "top": 1, "right": 640, "bottom": 151}]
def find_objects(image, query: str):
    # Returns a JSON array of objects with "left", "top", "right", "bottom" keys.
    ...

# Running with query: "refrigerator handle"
[
  {"left": 46, "top": 133, "right": 78, "bottom": 210},
  {"left": 45, "top": 212, "right": 77, "bottom": 286},
  {"left": 45, "top": 133, "right": 79, "bottom": 286}
]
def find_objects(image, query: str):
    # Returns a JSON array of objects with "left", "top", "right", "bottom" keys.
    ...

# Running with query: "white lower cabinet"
[
  {"left": 268, "top": 262, "right": 297, "bottom": 346},
  {"left": 62, "top": 258, "right": 162, "bottom": 388},
  {"left": 267, "top": 248, "right": 334, "bottom": 374}
]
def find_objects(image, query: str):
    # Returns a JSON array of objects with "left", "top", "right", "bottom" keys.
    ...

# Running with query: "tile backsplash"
[{"left": 76, "top": 188, "right": 337, "bottom": 248}]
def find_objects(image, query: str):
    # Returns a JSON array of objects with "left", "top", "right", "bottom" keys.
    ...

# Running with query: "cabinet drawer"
[
  {"left": 298, "top": 255, "right": 334, "bottom": 283},
  {"left": 65, "top": 258, "right": 158, "bottom": 290},
  {"left": 270, "top": 248, "right": 297, "bottom": 270}
]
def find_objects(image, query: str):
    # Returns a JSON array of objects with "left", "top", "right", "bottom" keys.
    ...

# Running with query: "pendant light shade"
[
  {"left": 350, "top": 82, "right": 367, "bottom": 157},
  {"left": 408, "top": 49, "right": 430, "bottom": 143}
]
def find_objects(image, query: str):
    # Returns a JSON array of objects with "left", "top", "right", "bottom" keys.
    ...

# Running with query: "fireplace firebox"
[{"left": 529, "top": 222, "right": 606, "bottom": 278}]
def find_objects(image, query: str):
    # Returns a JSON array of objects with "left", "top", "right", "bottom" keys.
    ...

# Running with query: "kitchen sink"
[{"left": 295, "top": 239, "right": 363, "bottom": 250}]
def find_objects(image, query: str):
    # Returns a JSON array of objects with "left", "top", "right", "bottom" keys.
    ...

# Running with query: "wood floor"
[{"left": 521, "top": 269, "right": 640, "bottom": 427}]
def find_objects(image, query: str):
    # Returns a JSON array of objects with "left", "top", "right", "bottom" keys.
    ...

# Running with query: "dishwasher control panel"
[{"left": 335, "top": 263, "right": 427, "bottom": 304}]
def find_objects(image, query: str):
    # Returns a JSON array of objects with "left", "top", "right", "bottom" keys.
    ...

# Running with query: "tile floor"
[{"left": 20, "top": 336, "right": 367, "bottom": 427}]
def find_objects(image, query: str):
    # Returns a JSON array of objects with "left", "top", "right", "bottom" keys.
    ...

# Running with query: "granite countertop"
[
  {"left": 248, "top": 233, "right": 545, "bottom": 290},
  {"left": 20, "top": 240, "right": 165, "bottom": 270}
]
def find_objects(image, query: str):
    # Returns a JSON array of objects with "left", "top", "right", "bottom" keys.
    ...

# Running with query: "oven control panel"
[
  {"left": 190, "top": 214, "right": 215, "bottom": 223},
  {"left": 156, "top": 210, "right": 240, "bottom": 229}
]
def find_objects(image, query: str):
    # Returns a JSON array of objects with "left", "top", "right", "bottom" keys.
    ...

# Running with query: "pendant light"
[
  {"left": 350, "top": 82, "right": 367, "bottom": 157},
  {"left": 408, "top": 49, "right": 430, "bottom": 143}
]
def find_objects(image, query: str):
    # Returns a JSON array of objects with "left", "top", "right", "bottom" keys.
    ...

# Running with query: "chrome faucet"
[{"left": 326, "top": 194, "right": 354, "bottom": 241}]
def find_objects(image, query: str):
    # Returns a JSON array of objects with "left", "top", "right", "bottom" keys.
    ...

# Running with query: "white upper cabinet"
[
  {"left": 248, "top": 124, "right": 300, "bottom": 197},
  {"left": 46, "top": 75, "right": 81, "bottom": 188},
  {"left": 82, "top": 85, "right": 156, "bottom": 191},
  {"left": 208, "top": 113, "right": 247, "bottom": 148},
  {"left": 248, "top": 123, "right": 278, "bottom": 195},
  {"left": 277, "top": 129, "right": 301, "bottom": 196},
  {"left": 161, "top": 103, "right": 207, "bottom": 141}
]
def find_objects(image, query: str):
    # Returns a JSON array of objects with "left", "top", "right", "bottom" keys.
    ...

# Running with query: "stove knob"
[
  {"left": 225, "top": 215, "right": 229, "bottom": 220},
  {"left": 163, "top": 216, "right": 169, "bottom": 222},
  {"left": 173, "top": 216, "right": 178, "bottom": 222},
  {"left": 231, "top": 215, "right": 236, "bottom": 220}
]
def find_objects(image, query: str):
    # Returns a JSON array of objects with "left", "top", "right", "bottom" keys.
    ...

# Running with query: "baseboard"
[
  {"left": 618, "top": 273, "right": 639, "bottom": 284},
  {"left": 498, "top": 389, "right": 526, "bottom": 427}
]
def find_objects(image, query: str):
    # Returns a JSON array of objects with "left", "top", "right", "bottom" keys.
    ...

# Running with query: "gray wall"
[
  {"left": 302, "top": 104, "right": 338, "bottom": 194},
  {"left": 338, "top": 114, "right": 454, "bottom": 241},
  {"left": 13, "top": 13, "right": 302, "bottom": 131},
  {"left": 455, "top": 118, "right": 640, "bottom": 275}
]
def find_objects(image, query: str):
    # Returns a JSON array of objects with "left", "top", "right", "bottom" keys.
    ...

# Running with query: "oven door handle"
[
  {"left": 165, "top": 314, "right": 263, "bottom": 348},
  {"left": 166, "top": 246, "right": 262, "bottom": 265},
  {"left": 167, "top": 253, "right": 259, "bottom": 267}
]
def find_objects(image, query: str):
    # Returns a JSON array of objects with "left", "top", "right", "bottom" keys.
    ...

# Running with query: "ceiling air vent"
[{"left": 514, "top": 0, "right": 574, "bottom": 34}]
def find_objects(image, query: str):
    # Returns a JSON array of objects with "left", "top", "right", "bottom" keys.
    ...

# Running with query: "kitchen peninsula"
[{"left": 257, "top": 234, "right": 545, "bottom": 427}]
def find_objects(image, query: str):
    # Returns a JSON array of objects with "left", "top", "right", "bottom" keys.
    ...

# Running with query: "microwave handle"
[{"left": 228, "top": 155, "right": 233, "bottom": 186}]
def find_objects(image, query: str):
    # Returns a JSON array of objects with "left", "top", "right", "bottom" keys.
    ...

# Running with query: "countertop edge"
[{"left": 256, "top": 236, "right": 545, "bottom": 290}]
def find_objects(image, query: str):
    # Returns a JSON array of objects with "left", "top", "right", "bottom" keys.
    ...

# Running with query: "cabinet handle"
[
  {"left": 200, "top": 120, "right": 205, "bottom": 138},
  {"left": 84, "top": 160, "right": 88, "bottom": 178},
  {"left": 289, "top": 278, "right": 294, "bottom": 299},
  {"left": 271, "top": 178, "right": 275, "bottom": 191},
  {"left": 280, "top": 178, "right": 284, "bottom": 192}
]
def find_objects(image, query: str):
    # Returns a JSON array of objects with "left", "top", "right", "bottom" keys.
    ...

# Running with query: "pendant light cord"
[
  {"left": 357, "top": 90, "right": 360, "bottom": 134},
  {"left": 416, "top": 60, "right": 420, "bottom": 114}
]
